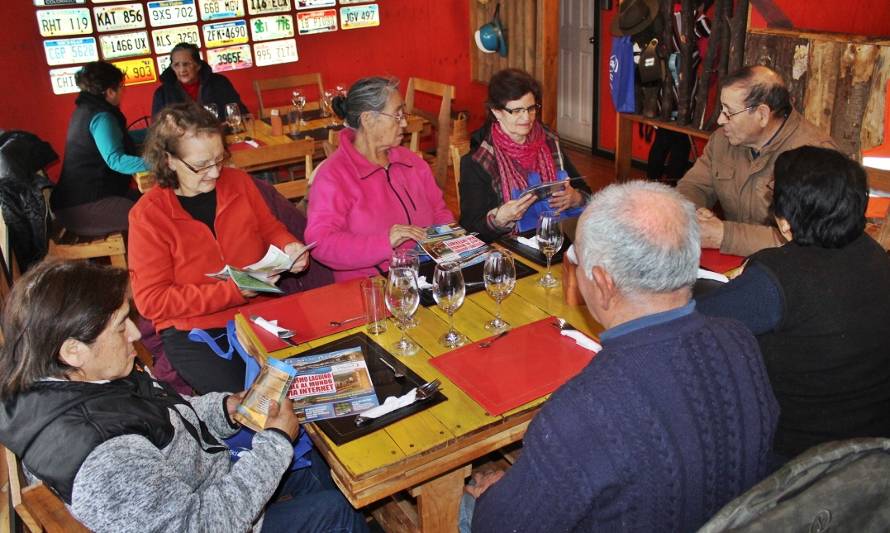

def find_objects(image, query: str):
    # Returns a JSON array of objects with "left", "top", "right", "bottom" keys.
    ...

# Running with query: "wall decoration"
[
  {"left": 112, "top": 56, "right": 157, "bottom": 85},
  {"left": 34, "top": 0, "right": 86, "bottom": 5},
  {"left": 99, "top": 30, "right": 151, "bottom": 60},
  {"left": 49, "top": 66, "right": 82, "bottom": 95},
  {"left": 296, "top": 0, "right": 335, "bottom": 9},
  {"left": 339, "top": 0, "right": 375, "bottom": 4},
  {"left": 198, "top": 0, "right": 244, "bottom": 21},
  {"left": 253, "top": 37, "right": 297, "bottom": 66},
  {"left": 340, "top": 4, "right": 379, "bottom": 30},
  {"left": 203, "top": 19, "right": 248, "bottom": 47},
  {"left": 296, "top": 9, "right": 336, "bottom": 35},
  {"left": 246, "top": 0, "right": 290, "bottom": 16},
  {"left": 206, "top": 42, "right": 252, "bottom": 71},
  {"left": 156, "top": 49, "right": 203, "bottom": 72},
  {"left": 37, "top": 8, "right": 93, "bottom": 37},
  {"left": 147, "top": 0, "right": 198, "bottom": 28},
  {"left": 152, "top": 24, "right": 200, "bottom": 53},
  {"left": 249, "top": 14, "right": 294, "bottom": 41},
  {"left": 93, "top": 4, "right": 147, "bottom": 32},
  {"left": 43, "top": 36, "right": 99, "bottom": 65}
]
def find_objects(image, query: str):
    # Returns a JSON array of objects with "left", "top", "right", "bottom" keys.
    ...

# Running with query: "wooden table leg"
[
  {"left": 409, "top": 464, "right": 471, "bottom": 533},
  {"left": 615, "top": 112, "right": 633, "bottom": 182}
]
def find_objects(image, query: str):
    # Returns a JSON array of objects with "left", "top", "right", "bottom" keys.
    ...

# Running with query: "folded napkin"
[
  {"left": 560, "top": 329, "right": 602, "bottom": 352},
  {"left": 416, "top": 275, "right": 434, "bottom": 290},
  {"left": 565, "top": 244, "right": 578, "bottom": 265},
  {"left": 697, "top": 268, "right": 729, "bottom": 283},
  {"left": 252, "top": 316, "right": 294, "bottom": 338},
  {"left": 358, "top": 388, "right": 418, "bottom": 419},
  {"left": 516, "top": 235, "right": 540, "bottom": 250}
]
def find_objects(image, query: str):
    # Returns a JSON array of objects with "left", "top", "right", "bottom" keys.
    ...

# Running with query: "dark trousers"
[
  {"left": 160, "top": 327, "right": 246, "bottom": 394},
  {"left": 53, "top": 190, "right": 140, "bottom": 236}
]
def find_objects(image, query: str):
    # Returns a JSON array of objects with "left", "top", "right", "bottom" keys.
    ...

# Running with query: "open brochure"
[
  {"left": 233, "top": 358, "right": 297, "bottom": 432},
  {"left": 521, "top": 176, "right": 588, "bottom": 201},
  {"left": 418, "top": 223, "right": 490, "bottom": 266},
  {"left": 207, "top": 243, "right": 316, "bottom": 294},
  {"left": 284, "top": 347, "right": 380, "bottom": 422}
]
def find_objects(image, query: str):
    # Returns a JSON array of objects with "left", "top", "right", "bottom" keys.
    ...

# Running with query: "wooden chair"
[
  {"left": 253, "top": 73, "right": 325, "bottom": 120},
  {"left": 38, "top": 189, "right": 127, "bottom": 269},
  {"left": 449, "top": 141, "right": 471, "bottom": 214},
  {"left": 404, "top": 78, "right": 455, "bottom": 189},
  {"left": 4, "top": 446, "right": 90, "bottom": 532}
]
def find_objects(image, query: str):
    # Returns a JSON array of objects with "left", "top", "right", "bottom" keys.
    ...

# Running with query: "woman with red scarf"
[{"left": 459, "top": 69, "right": 590, "bottom": 242}]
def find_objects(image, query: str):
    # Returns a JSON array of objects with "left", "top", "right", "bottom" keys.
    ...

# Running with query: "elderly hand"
[
  {"left": 549, "top": 182, "right": 583, "bottom": 212},
  {"left": 697, "top": 208, "right": 725, "bottom": 249},
  {"left": 265, "top": 397, "right": 300, "bottom": 441},
  {"left": 494, "top": 193, "right": 537, "bottom": 227},
  {"left": 464, "top": 469, "right": 506, "bottom": 498},
  {"left": 389, "top": 224, "right": 427, "bottom": 248},
  {"left": 284, "top": 241, "right": 311, "bottom": 273},
  {"left": 225, "top": 391, "right": 247, "bottom": 419}
]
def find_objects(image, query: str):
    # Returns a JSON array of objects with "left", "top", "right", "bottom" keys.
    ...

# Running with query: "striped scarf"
[{"left": 491, "top": 121, "right": 557, "bottom": 203}]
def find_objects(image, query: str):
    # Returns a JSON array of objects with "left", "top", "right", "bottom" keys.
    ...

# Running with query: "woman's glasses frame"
[
  {"left": 169, "top": 152, "right": 230, "bottom": 176},
  {"left": 501, "top": 103, "right": 542, "bottom": 116}
]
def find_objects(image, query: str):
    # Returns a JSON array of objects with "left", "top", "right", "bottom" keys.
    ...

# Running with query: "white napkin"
[
  {"left": 697, "top": 268, "right": 729, "bottom": 283},
  {"left": 560, "top": 329, "right": 602, "bottom": 352},
  {"left": 516, "top": 235, "right": 540, "bottom": 250},
  {"left": 358, "top": 388, "right": 418, "bottom": 419},
  {"left": 565, "top": 244, "right": 578, "bottom": 265},
  {"left": 252, "top": 316, "right": 294, "bottom": 338},
  {"left": 245, "top": 139, "right": 260, "bottom": 148},
  {"left": 416, "top": 275, "right": 434, "bottom": 290}
]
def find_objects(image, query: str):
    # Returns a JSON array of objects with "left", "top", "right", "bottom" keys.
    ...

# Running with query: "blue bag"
[
  {"left": 188, "top": 322, "right": 313, "bottom": 470},
  {"left": 609, "top": 35, "right": 636, "bottom": 113}
]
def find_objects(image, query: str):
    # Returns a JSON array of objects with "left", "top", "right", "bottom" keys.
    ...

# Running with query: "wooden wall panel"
[
  {"left": 803, "top": 40, "right": 843, "bottom": 137},
  {"left": 830, "top": 44, "right": 878, "bottom": 156},
  {"left": 862, "top": 47, "right": 890, "bottom": 151},
  {"left": 745, "top": 32, "right": 808, "bottom": 112}
]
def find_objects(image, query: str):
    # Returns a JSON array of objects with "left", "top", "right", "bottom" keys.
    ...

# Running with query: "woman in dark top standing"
[
  {"left": 52, "top": 61, "right": 147, "bottom": 236},
  {"left": 459, "top": 68, "right": 590, "bottom": 242},
  {"left": 151, "top": 43, "right": 246, "bottom": 120},
  {"left": 697, "top": 146, "right": 890, "bottom": 459}
]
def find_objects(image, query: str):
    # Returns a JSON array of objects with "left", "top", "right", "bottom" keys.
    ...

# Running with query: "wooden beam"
[{"left": 537, "top": 0, "right": 560, "bottom": 129}]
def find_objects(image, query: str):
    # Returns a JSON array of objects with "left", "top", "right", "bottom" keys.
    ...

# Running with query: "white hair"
[{"left": 575, "top": 180, "right": 700, "bottom": 294}]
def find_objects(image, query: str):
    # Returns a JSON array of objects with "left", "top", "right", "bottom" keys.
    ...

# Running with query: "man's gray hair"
[
  {"left": 338, "top": 76, "right": 399, "bottom": 129},
  {"left": 576, "top": 181, "right": 700, "bottom": 294}
]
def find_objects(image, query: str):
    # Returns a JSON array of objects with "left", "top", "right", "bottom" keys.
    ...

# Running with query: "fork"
[
  {"left": 329, "top": 314, "right": 364, "bottom": 327},
  {"left": 379, "top": 357, "right": 406, "bottom": 379},
  {"left": 478, "top": 330, "right": 509, "bottom": 348}
]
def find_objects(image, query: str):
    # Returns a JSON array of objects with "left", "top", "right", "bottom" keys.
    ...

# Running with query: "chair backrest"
[
  {"left": 404, "top": 77, "right": 455, "bottom": 188},
  {"left": 449, "top": 141, "right": 471, "bottom": 214},
  {"left": 253, "top": 73, "right": 325, "bottom": 119},
  {"left": 229, "top": 138, "right": 315, "bottom": 175}
]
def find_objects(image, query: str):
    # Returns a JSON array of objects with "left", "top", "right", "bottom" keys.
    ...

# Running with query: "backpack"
[{"left": 698, "top": 438, "right": 890, "bottom": 532}]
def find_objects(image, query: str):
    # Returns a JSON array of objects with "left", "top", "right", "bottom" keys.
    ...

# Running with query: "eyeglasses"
[
  {"left": 502, "top": 103, "right": 542, "bottom": 116},
  {"left": 376, "top": 108, "right": 407, "bottom": 123},
  {"left": 170, "top": 152, "right": 229, "bottom": 175},
  {"left": 720, "top": 105, "right": 755, "bottom": 120}
]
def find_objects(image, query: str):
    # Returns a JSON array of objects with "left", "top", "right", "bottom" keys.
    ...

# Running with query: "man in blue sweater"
[{"left": 470, "top": 181, "right": 779, "bottom": 532}]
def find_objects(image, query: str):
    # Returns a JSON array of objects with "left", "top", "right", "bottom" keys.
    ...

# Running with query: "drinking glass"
[
  {"left": 385, "top": 267, "right": 420, "bottom": 356},
  {"left": 204, "top": 103, "right": 219, "bottom": 120},
  {"left": 537, "top": 210, "right": 564, "bottom": 288},
  {"left": 291, "top": 90, "right": 306, "bottom": 130},
  {"left": 361, "top": 278, "right": 387, "bottom": 334},
  {"left": 433, "top": 261, "right": 467, "bottom": 348},
  {"left": 321, "top": 90, "right": 334, "bottom": 126},
  {"left": 391, "top": 249, "right": 421, "bottom": 328},
  {"left": 242, "top": 113, "right": 255, "bottom": 140},
  {"left": 225, "top": 103, "right": 243, "bottom": 142},
  {"left": 483, "top": 251, "right": 516, "bottom": 332}
]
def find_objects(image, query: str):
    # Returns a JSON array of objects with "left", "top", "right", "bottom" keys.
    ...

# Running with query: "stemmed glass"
[
  {"left": 385, "top": 267, "right": 420, "bottom": 356},
  {"left": 433, "top": 261, "right": 467, "bottom": 348},
  {"left": 391, "top": 248, "right": 421, "bottom": 328},
  {"left": 537, "top": 210, "right": 564, "bottom": 288},
  {"left": 204, "top": 103, "right": 220, "bottom": 120},
  {"left": 225, "top": 103, "right": 243, "bottom": 142},
  {"left": 483, "top": 251, "right": 516, "bottom": 332},
  {"left": 321, "top": 90, "right": 334, "bottom": 126},
  {"left": 291, "top": 90, "right": 306, "bottom": 131}
]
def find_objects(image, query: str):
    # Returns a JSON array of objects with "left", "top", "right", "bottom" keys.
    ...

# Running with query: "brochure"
[
  {"left": 207, "top": 243, "right": 317, "bottom": 294},
  {"left": 233, "top": 358, "right": 298, "bottom": 432},
  {"left": 284, "top": 346, "right": 380, "bottom": 422},
  {"left": 418, "top": 223, "right": 490, "bottom": 266}
]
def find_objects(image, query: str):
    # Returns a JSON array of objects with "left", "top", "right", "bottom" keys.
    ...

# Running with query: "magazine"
[
  {"left": 233, "top": 357, "right": 298, "bottom": 432},
  {"left": 418, "top": 223, "right": 490, "bottom": 266},
  {"left": 284, "top": 346, "right": 380, "bottom": 422},
  {"left": 521, "top": 177, "right": 588, "bottom": 200},
  {"left": 207, "top": 243, "right": 317, "bottom": 294}
]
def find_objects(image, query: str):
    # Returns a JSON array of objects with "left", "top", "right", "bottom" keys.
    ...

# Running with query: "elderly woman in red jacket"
[{"left": 129, "top": 103, "right": 309, "bottom": 393}]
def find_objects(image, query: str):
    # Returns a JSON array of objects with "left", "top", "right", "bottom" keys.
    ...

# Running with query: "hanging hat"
[
  {"left": 475, "top": 3, "right": 508, "bottom": 58},
  {"left": 611, "top": 0, "right": 660, "bottom": 37}
]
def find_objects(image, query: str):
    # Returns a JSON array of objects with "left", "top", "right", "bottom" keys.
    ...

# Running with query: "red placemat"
[
  {"left": 239, "top": 277, "right": 366, "bottom": 351},
  {"left": 700, "top": 248, "right": 745, "bottom": 273},
  {"left": 430, "top": 318, "right": 596, "bottom": 416}
]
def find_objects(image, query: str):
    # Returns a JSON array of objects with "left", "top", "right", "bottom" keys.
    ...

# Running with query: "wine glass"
[
  {"left": 385, "top": 267, "right": 420, "bottom": 356},
  {"left": 391, "top": 249, "right": 421, "bottom": 328},
  {"left": 483, "top": 251, "right": 516, "bottom": 332},
  {"left": 225, "top": 103, "right": 243, "bottom": 142},
  {"left": 321, "top": 90, "right": 334, "bottom": 126},
  {"left": 536, "top": 210, "right": 564, "bottom": 288},
  {"left": 203, "top": 103, "right": 219, "bottom": 120},
  {"left": 291, "top": 90, "right": 306, "bottom": 130},
  {"left": 433, "top": 261, "right": 467, "bottom": 348}
]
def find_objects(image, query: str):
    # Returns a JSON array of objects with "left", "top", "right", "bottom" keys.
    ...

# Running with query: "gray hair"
[
  {"left": 334, "top": 76, "right": 399, "bottom": 129},
  {"left": 575, "top": 181, "right": 700, "bottom": 294}
]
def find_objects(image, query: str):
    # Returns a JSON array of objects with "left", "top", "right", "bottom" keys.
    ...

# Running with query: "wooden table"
[{"left": 235, "top": 253, "right": 602, "bottom": 532}]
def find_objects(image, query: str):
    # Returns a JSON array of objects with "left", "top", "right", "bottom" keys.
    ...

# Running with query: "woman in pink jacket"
[{"left": 305, "top": 77, "right": 454, "bottom": 281}]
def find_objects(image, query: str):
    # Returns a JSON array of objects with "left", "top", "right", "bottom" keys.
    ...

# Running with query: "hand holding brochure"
[
  {"left": 285, "top": 346, "right": 380, "bottom": 422},
  {"left": 207, "top": 243, "right": 317, "bottom": 294},
  {"left": 234, "top": 358, "right": 298, "bottom": 432},
  {"left": 418, "top": 223, "right": 490, "bottom": 266}
]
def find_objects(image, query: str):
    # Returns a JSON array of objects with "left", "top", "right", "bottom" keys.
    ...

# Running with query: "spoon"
[{"left": 329, "top": 315, "right": 364, "bottom": 327}]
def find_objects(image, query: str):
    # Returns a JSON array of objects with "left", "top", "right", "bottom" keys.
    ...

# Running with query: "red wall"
[{"left": 0, "top": 1, "right": 489, "bottom": 180}]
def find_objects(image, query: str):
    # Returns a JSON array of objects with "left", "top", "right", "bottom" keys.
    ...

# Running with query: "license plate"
[
  {"left": 99, "top": 30, "right": 151, "bottom": 60},
  {"left": 37, "top": 8, "right": 92, "bottom": 37},
  {"left": 246, "top": 0, "right": 290, "bottom": 16},
  {"left": 148, "top": 0, "right": 198, "bottom": 28},
  {"left": 295, "top": 0, "right": 334, "bottom": 9},
  {"left": 253, "top": 38, "right": 298, "bottom": 67},
  {"left": 249, "top": 14, "right": 293, "bottom": 41},
  {"left": 296, "top": 10, "right": 336, "bottom": 35},
  {"left": 198, "top": 0, "right": 244, "bottom": 20},
  {"left": 338, "top": 0, "right": 373, "bottom": 4},
  {"left": 94, "top": 4, "right": 146, "bottom": 33},
  {"left": 340, "top": 4, "right": 379, "bottom": 30},
  {"left": 113, "top": 57, "right": 157, "bottom": 85},
  {"left": 43, "top": 37, "right": 98, "bottom": 66},
  {"left": 203, "top": 19, "right": 248, "bottom": 48},
  {"left": 34, "top": 0, "right": 85, "bottom": 5},
  {"left": 49, "top": 66, "right": 82, "bottom": 95},
  {"left": 152, "top": 24, "right": 200, "bottom": 54},
  {"left": 206, "top": 43, "right": 252, "bottom": 72}
]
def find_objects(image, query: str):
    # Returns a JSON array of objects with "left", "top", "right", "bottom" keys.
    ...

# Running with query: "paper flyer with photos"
[{"left": 285, "top": 347, "right": 379, "bottom": 422}]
